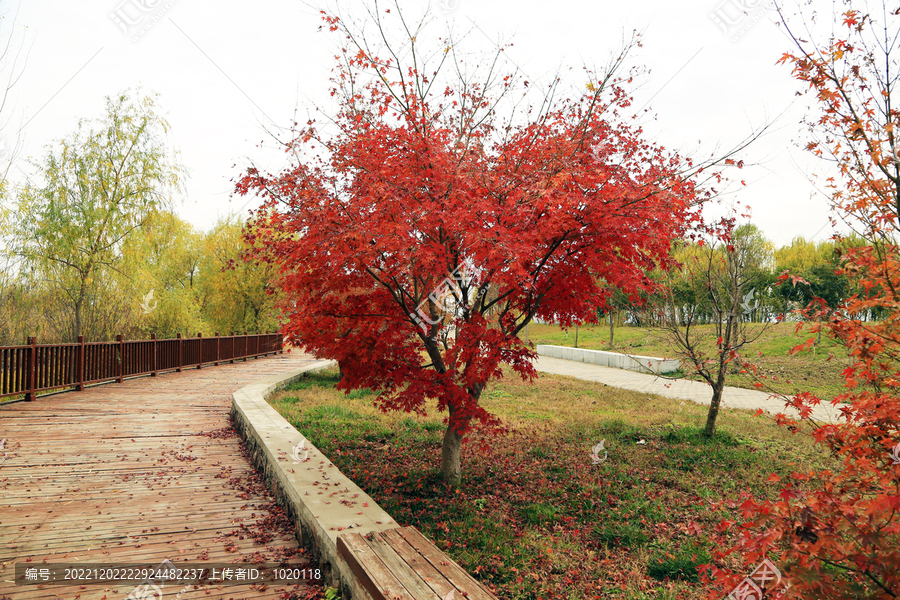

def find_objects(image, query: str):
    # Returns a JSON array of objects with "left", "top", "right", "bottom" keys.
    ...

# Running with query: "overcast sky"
[{"left": 1, "top": 0, "right": 838, "bottom": 247}]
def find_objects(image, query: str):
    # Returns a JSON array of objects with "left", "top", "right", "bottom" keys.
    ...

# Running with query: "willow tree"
[
  {"left": 14, "top": 90, "right": 184, "bottom": 341},
  {"left": 197, "top": 216, "right": 280, "bottom": 335}
]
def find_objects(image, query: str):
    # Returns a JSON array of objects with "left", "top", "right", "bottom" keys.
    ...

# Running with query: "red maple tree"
[
  {"left": 237, "top": 5, "right": 709, "bottom": 484},
  {"left": 703, "top": 3, "right": 900, "bottom": 597}
]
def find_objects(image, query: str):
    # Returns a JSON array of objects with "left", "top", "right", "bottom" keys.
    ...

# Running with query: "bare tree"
[
  {"left": 0, "top": 7, "right": 29, "bottom": 187},
  {"left": 657, "top": 231, "right": 770, "bottom": 437}
]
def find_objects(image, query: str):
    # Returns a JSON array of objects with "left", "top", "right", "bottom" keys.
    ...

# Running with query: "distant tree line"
[
  {"left": 618, "top": 224, "right": 872, "bottom": 328},
  {"left": 0, "top": 90, "right": 279, "bottom": 345}
]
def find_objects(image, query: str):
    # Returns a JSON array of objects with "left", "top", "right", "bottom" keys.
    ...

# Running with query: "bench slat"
[
  {"left": 337, "top": 533, "right": 417, "bottom": 600},
  {"left": 367, "top": 532, "right": 441, "bottom": 600},
  {"left": 396, "top": 528, "right": 498, "bottom": 600},
  {"left": 381, "top": 528, "right": 458, "bottom": 599}
]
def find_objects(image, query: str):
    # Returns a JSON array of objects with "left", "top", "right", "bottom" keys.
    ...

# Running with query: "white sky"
[{"left": 0, "top": 0, "right": 839, "bottom": 247}]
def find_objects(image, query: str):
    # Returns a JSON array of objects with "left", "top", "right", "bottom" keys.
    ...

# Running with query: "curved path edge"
[
  {"left": 533, "top": 355, "right": 841, "bottom": 423},
  {"left": 230, "top": 358, "right": 400, "bottom": 600}
]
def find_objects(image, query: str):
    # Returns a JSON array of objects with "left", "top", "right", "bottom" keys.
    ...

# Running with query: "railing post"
[
  {"left": 229, "top": 332, "right": 235, "bottom": 364},
  {"left": 244, "top": 331, "right": 249, "bottom": 362},
  {"left": 176, "top": 333, "right": 183, "bottom": 373},
  {"left": 279, "top": 332, "right": 284, "bottom": 355},
  {"left": 76, "top": 335, "right": 85, "bottom": 391},
  {"left": 151, "top": 333, "right": 158, "bottom": 377},
  {"left": 215, "top": 332, "right": 220, "bottom": 366},
  {"left": 116, "top": 334, "right": 124, "bottom": 383},
  {"left": 196, "top": 332, "right": 203, "bottom": 369},
  {"left": 24, "top": 336, "right": 36, "bottom": 401}
]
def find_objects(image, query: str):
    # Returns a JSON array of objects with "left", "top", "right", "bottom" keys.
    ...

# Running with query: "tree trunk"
[
  {"left": 706, "top": 305, "right": 736, "bottom": 437},
  {"left": 75, "top": 297, "right": 83, "bottom": 342},
  {"left": 440, "top": 384, "right": 481, "bottom": 485},
  {"left": 609, "top": 311, "right": 615, "bottom": 346},
  {"left": 704, "top": 384, "right": 724, "bottom": 437},
  {"left": 440, "top": 424, "right": 464, "bottom": 486}
]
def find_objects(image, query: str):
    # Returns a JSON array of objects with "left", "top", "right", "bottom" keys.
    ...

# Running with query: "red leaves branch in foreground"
[{"left": 704, "top": 5, "right": 900, "bottom": 598}]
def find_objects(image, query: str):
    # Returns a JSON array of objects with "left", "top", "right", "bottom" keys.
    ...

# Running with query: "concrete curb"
[
  {"left": 230, "top": 358, "right": 399, "bottom": 599},
  {"left": 536, "top": 344, "right": 681, "bottom": 374}
]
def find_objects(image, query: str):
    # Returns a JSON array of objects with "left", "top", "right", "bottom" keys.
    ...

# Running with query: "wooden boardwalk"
[{"left": 0, "top": 352, "right": 324, "bottom": 600}]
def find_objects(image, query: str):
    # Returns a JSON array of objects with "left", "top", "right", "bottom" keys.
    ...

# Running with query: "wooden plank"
[
  {"left": 337, "top": 533, "right": 416, "bottom": 600},
  {"left": 397, "top": 527, "right": 498, "bottom": 600},
  {"left": 367, "top": 532, "right": 440, "bottom": 600},
  {"left": 0, "top": 353, "right": 321, "bottom": 600},
  {"left": 382, "top": 528, "right": 458, "bottom": 599}
]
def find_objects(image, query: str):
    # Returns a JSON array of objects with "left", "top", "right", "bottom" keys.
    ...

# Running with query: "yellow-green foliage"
[
  {"left": 195, "top": 216, "right": 281, "bottom": 335},
  {"left": 11, "top": 89, "right": 185, "bottom": 342}
]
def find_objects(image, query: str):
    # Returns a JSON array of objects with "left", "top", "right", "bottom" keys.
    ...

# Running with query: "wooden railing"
[{"left": 0, "top": 332, "right": 283, "bottom": 401}]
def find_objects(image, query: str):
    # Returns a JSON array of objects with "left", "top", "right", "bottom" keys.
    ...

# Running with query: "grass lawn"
[
  {"left": 525, "top": 321, "right": 850, "bottom": 400},
  {"left": 268, "top": 366, "right": 833, "bottom": 600}
]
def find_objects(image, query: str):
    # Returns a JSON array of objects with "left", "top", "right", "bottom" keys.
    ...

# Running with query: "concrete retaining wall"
[
  {"left": 230, "top": 358, "right": 397, "bottom": 600},
  {"left": 536, "top": 344, "right": 680, "bottom": 375}
]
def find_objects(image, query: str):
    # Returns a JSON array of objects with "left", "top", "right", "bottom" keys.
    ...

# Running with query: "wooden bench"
[{"left": 336, "top": 527, "right": 498, "bottom": 600}]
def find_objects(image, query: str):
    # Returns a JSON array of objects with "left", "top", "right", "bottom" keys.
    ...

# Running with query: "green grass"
[
  {"left": 594, "top": 520, "right": 649, "bottom": 549},
  {"left": 520, "top": 503, "right": 560, "bottom": 525},
  {"left": 647, "top": 543, "right": 713, "bottom": 583},
  {"left": 268, "top": 365, "right": 834, "bottom": 599}
]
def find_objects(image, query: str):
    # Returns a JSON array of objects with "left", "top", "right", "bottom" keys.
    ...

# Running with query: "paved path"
[
  {"left": 534, "top": 356, "right": 841, "bottom": 423},
  {"left": 0, "top": 352, "right": 324, "bottom": 600}
]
